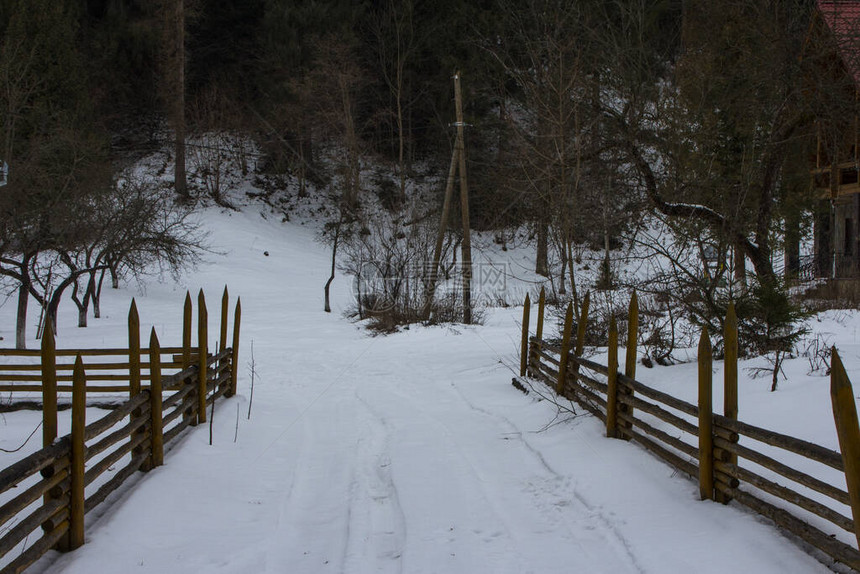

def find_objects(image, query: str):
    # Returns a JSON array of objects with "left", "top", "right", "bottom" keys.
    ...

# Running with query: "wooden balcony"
[{"left": 812, "top": 161, "right": 860, "bottom": 198}]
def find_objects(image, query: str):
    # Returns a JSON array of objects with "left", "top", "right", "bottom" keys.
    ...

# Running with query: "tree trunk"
[
  {"left": 324, "top": 218, "right": 341, "bottom": 313},
  {"left": 16, "top": 282, "right": 28, "bottom": 350},
  {"left": 536, "top": 220, "right": 549, "bottom": 277},
  {"left": 173, "top": 0, "right": 188, "bottom": 201},
  {"left": 784, "top": 214, "right": 801, "bottom": 283},
  {"left": 558, "top": 239, "right": 567, "bottom": 295},
  {"left": 94, "top": 268, "right": 106, "bottom": 318},
  {"left": 71, "top": 278, "right": 88, "bottom": 328}
]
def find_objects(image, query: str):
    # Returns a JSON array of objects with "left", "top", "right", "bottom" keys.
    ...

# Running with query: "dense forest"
[{"left": 1, "top": 0, "right": 857, "bottom": 355}]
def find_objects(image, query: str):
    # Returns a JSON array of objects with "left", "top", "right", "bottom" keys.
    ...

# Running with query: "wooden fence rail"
[
  {"left": 516, "top": 291, "right": 860, "bottom": 571},
  {"left": 0, "top": 287, "right": 241, "bottom": 574}
]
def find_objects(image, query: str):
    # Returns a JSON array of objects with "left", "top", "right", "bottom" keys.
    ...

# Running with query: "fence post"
[
  {"left": 229, "top": 298, "right": 241, "bottom": 397},
  {"left": 717, "top": 302, "right": 739, "bottom": 504},
  {"left": 536, "top": 286, "right": 546, "bottom": 342},
  {"left": 128, "top": 299, "right": 141, "bottom": 397},
  {"left": 147, "top": 329, "right": 164, "bottom": 470},
  {"left": 68, "top": 355, "right": 86, "bottom": 550},
  {"left": 520, "top": 293, "right": 531, "bottom": 377},
  {"left": 830, "top": 349, "right": 860, "bottom": 550},
  {"left": 40, "top": 319, "right": 57, "bottom": 448},
  {"left": 570, "top": 292, "right": 591, "bottom": 391},
  {"left": 40, "top": 320, "right": 60, "bottom": 541},
  {"left": 220, "top": 286, "right": 229, "bottom": 395},
  {"left": 128, "top": 300, "right": 144, "bottom": 460},
  {"left": 619, "top": 292, "right": 638, "bottom": 440},
  {"left": 698, "top": 329, "right": 714, "bottom": 501},
  {"left": 556, "top": 303, "right": 574, "bottom": 396},
  {"left": 181, "top": 292, "right": 194, "bottom": 426},
  {"left": 197, "top": 289, "right": 208, "bottom": 424},
  {"left": 606, "top": 316, "right": 619, "bottom": 438},
  {"left": 182, "top": 292, "right": 192, "bottom": 370}
]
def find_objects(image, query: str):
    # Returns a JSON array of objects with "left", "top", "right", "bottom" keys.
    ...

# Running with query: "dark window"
[
  {"left": 846, "top": 218, "right": 854, "bottom": 257},
  {"left": 842, "top": 168, "right": 859, "bottom": 186}
]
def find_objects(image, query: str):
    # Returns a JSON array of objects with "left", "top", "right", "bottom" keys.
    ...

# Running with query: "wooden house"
[{"left": 811, "top": 0, "right": 860, "bottom": 279}]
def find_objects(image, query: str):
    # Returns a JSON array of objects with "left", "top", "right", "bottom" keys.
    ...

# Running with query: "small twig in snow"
[
  {"left": 0, "top": 422, "right": 42, "bottom": 453},
  {"left": 247, "top": 340, "right": 257, "bottom": 420}
]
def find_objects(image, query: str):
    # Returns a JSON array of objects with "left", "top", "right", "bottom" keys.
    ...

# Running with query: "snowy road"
[{"left": 33, "top": 209, "right": 831, "bottom": 574}]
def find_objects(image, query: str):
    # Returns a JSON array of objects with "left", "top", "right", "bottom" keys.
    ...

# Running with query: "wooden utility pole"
[
  {"left": 423, "top": 144, "right": 458, "bottom": 320},
  {"left": 424, "top": 71, "right": 473, "bottom": 324},
  {"left": 454, "top": 72, "right": 473, "bottom": 324}
]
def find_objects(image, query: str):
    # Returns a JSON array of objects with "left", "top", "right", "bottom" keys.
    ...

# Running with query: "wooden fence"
[
  {"left": 517, "top": 288, "right": 860, "bottom": 571},
  {"left": 0, "top": 287, "right": 241, "bottom": 573}
]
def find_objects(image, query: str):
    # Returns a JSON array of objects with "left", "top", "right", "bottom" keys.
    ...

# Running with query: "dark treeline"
[{"left": 3, "top": 0, "right": 857, "bottom": 348}]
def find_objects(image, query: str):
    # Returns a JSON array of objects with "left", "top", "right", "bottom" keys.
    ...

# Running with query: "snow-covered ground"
[{"left": 0, "top": 199, "right": 855, "bottom": 573}]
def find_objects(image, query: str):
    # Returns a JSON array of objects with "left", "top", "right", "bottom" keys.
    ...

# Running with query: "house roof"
[{"left": 818, "top": 0, "right": 860, "bottom": 84}]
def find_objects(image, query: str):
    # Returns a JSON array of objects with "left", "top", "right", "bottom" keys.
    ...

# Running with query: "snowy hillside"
[{"left": 0, "top": 197, "right": 855, "bottom": 573}]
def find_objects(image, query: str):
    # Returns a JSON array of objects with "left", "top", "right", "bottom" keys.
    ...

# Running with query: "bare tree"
[
  {"left": 160, "top": 0, "right": 190, "bottom": 202},
  {"left": 371, "top": 0, "right": 418, "bottom": 205}
]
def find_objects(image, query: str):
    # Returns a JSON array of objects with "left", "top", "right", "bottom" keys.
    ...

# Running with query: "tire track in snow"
[
  {"left": 365, "top": 373, "right": 637, "bottom": 574},
  {"left": 376, "top": 362, "right": 645, "bottom": 574},
  {"left": 444, "top": 375, "right": 648, "bottom": 574},
  {"left": 342, "top": 390, "right": 407, "bottom": 573},
  {"left": 261, "top": 397, "right": 359, "bottom": 573}
]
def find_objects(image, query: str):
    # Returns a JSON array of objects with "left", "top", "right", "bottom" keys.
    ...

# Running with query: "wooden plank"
[
  {"left": 0, "top": 468, "right": 68, "bottom": 526},
  {"left": 0, "top": 494, "right": 67, "bottom": 559},
  {"left": 206, "top": 378, "right": 231, "bottom": 407},
  {"left": 83, "top": 451, "right": 149, "bottom": 514},
  {"left": 627, "top": 426, "right": 698, "bottom": 480},
  {"left": 162, "top": 378, "right": 197, "bottom": 410},
  {"left": 0, "top": 384, "right": 164, "bottom": 393},
  {"left": 576, "top": 371, "right": 609, "bottom": 395},
  {"left": 617, "top": 373, "right": 699, "bottom": 418},
  {"left": 163, "top": 417, "right": 191, "bottom": 445},
  {"left": 83, "top": 392, "right": 150, "bottom": 441},
  {"left": 716, "top": 484, "right": 860, "bottom": 570},
  {"left": 1, "top": 520, "right": 69, "bottom": 574},
  {"left": 161, "top": 402, "right": 188, "bottom": 427},
  {"left": 716, "top": 460, "right": 854, "bottom": 533},
  {"left": 713, "top": 415, "right": 844, "bottom": 472},
  {"left": 617, "top": 411, "right": 698, "bottom": 459},
  {"left": 84, "top": 432, "right": 149, "bottom": 487},
  {"left": 537, "top": 348, "right": 560, "bottom": 367},
  {"left": 830, "top": 348, "right": 860, "bottom": 548},
  {"left": 85, "top": 408, "right": 150, "bottom": 463},
  {"left": 713, "top": 435, "right": 850, "bottom": 506},
  {"left": 617, "top": 392, "right": 699, "bottom": 437},
  {"left": 571, "top": 379, "right": 608, "bottom": 412},
  {"left": 571, "top": 356, "right": 610, "bottom": 376},
  {"left": 0, "top": 359, "right": 182, "bottom": 372},
  {"left": 0, "top": 441, "right": 69, "bottom": 497}
]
